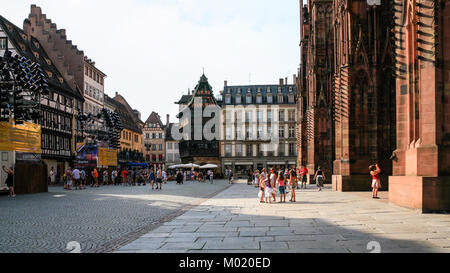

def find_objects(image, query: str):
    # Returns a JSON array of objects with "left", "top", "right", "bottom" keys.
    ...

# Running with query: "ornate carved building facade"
[{"left": 297, "top": 0, "right": 450, "bottom": 211}]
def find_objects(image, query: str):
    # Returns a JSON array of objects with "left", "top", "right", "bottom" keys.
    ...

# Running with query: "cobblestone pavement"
[
  {"left": 0, "top": 179, "right": 230, "bottom": 253},
  {"left": 117, "top": 180, "right": 450, "bottom": 253}
]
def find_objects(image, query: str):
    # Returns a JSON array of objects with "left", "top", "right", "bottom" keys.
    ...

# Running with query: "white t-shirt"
[
  {"left": 270, "top": 173, "right": 276, "bottom": 186},
  {"left": 72, "top": 169, "right": 80, "bottom": 180},
  {"left": 50, "top": 170, "right": 56, "bottom": 182}
]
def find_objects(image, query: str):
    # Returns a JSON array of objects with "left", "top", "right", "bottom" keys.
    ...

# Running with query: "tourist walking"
[
  {"left": 72, "top": 168, "right": 81, "bottom": 190},
  {"left": 277, "top": 171, "right": 286, "bottom": 203},
  {"left": 300, "top": 165, "right": 308, "bottom": 189},
  {"left": 65, "top": 167, "right": 73, "bottom": 190},
  {"left": 208, "top": 170, "right": 214, "bottom": 184},
  {"left": 314, "top": 166, "right": 325, "bottom": 191},
  {"left": 228, "top": 169, "right": 233, "bottom": 184},
  {"left": 269, "top": 169, "right": 277, "bottom": 202},
  {"left": 156, "top": 168, "right": 162, "bottom": 190},
  {"left": 2, "top": 165, "right": 15, "bottom": 197},
  {"left": 370, "top": 163, "right": 382, "bottom": 199},
  {"left": 103, "top": 169, "right": 109, "bottom": 185},
  {"left": 162, "top": 169, "right": 167, "bottom": 184},
  {"left": 176, "top": 170, "right": 184, "bottom": 184},
  {"left": 80, "top": 169, "right": 86, "bottom": 189},
  {"left": 92, "top": 168, "right": 99, "bottom": 187},
  {"left": 122, "top": 169, "right": 128, "bottom": 186},
  {"left": 49, "top": 167, "right": 56, "bottom": 186},
  {"left": 150, "top": 169, "right": 155, "bottom": 189},
  {"left": 111, "top": 169, "right": 117, "bottom": 185},
  {"left": 289, "top": 169, "right": 298, "bottom": 202},
  {"left": 264, "top": 177, "right": 272, "bottom": 204},
  {"left": 254, "top": 170, "right": 260, "bottom": 188}
]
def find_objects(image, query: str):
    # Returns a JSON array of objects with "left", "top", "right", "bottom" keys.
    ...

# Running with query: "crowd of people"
[
  {"left": 56, "top": 167, "right": 169, "bottom": 190},
  {"left": 250, "top": 163, "right": 382, "bottom": 203},
  {"left": 4, "top": 163, "right": 381, "bottom": 199}
]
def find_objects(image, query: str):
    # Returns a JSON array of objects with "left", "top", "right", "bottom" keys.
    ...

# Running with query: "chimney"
[
  {"left": 279, "top": 78, "right": 284, "bottom": 86},
  {"left": 224, "top": 80, "right": 228, "bottom": 87},
  {"left": 285, "top": 77, "right": 288, "bottom": 85},
  {"left": 166, "top": 114, "right": 170, "bottom": 126},
  {"left": 293, "top": 74, "right": 297, "bottom": 85},
  {"left": 115, "top": 91, "right": 118, "bottom": 97}
]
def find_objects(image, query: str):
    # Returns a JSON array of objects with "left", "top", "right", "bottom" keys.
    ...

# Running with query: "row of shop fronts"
[{"left": 222, "top": 158, "right": 297, "bottom": 178}]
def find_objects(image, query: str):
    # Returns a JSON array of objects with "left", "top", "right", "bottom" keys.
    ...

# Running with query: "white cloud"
[{"left": 3, "top": 0, "right": 300, "bottom": 122}]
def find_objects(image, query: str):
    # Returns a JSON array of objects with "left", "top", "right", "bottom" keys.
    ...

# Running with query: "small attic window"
[
  {"left": 6, "top": 24, "right": 12, "bottom": 31},
  {"left": 22, "top": 34, "right": 27, "bottom": 40},
  {"left": 33, "top": 51, "right": 39, "bottom": 58},
  {"left": 19, "top": 43, "right": 26, "bottom": 50},
  {"left": 45, "top": 58, "right": 51, "bottom": 65},
  {"left": 58, "top": 77, "right": 63, "bottom": 83},
  {"left": 47, "top": 71, "right": 53, "bottom": 78},
  {"left": 34, "top": 41, "right": 40, "bottom": 48}
]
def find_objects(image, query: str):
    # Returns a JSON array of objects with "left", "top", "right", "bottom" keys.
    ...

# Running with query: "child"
[
  {"left": 264, "top": 177, "right": 272, "bottom": 204},
  {"left": 259, "top": 174, "right": 265, "bottom": 203},
  {"left": 277, "top": 172, "right": 286, "bottom": 203}
]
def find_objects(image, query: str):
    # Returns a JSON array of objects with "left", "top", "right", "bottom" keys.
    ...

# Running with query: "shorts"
[
  {"left": 67, "top": 179, "right": 73, "bottom": 186},
  {"left": 74, "top": 179, "right": 80, "bottom": 185},
  {"left": 156, "top": 178, "right": 162, "bottom": 183},
  {"left": 316, "top": 176, "right": 323, "bottom": 187},
  {"left": 302, "top": 175, "right": 307, "bottom": 183},
  {"left": 372, "top": 179, "right": 381, "bottom": 189},
  {"left": 279, "top": 186, "right": 286, "bottom": 195},
  {"left": 260, "top": 187, "right": 264, "bottom": 192},
  {"left": 6, "top": 179, "right": 13, "bottom": 187}
]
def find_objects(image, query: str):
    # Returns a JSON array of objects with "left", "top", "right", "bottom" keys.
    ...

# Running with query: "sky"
[{"left": 4, "top": 0, "right": 301, "bottom": 123}]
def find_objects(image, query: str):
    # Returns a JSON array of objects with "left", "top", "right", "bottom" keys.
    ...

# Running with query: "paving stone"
[
  {"left": 260, "top": 242, "right": 289, "bottom": 250},
  {"left": 160, "top": 242, "right": 206, "bottom": 250},
  {"left": 239, "top": 231, "right": 266, "bottom": 237}
]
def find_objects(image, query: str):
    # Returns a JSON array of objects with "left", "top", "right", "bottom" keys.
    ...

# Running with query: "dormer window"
[
  {"left": 238, "top": 88, "right": 241, "bottom": 93},
  {"left": 267, "top": 94, "right": 273, "bottom": 103},
  {"left": 278, "top": 87, "right": 282, "bottom": 93},
  {"left": 289, "top": 86, "right": 293, "bottom": 92},
  {"left": 278, "top": 94, "right": 284, "bottom": 103},
  {"left": 288, "top": 94, "right": 295, "bottom": 103},
  {"left": 225, "top": 95, "right": 231, "bottom": 104},
  {"left": 246, "top": 94, "right": 252, "bottom": 104},
  {"left": 256, "top": 94, "right": 262, "bottom": 104},
  {"left": 257, "top": 88, "right": 261, "bottom": 93},
  {"left": 247, "top": 88, "right": 251, "bottom": 93},
  {"left": 267, "top": 87, "right": 271, "bottom": 92},
  {"left": 236, "top": 95, "right": 241, "bottom": 104}
]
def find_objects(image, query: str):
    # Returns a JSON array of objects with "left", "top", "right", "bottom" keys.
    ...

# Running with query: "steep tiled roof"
[
  {"left": 0, "top": 15, "right": 83, "bottom": 101},
  {"left": 104, "top": 95, "right": 142, "bottom": 134},
  {"left": 222, "top": 84, "right": 297, "bottom": 105},
  {"left": 175, "top": 95, "right": 192, "bottom": 105},
  {"left": 144, "top": 111, "right": 164, "bottom": 128}
]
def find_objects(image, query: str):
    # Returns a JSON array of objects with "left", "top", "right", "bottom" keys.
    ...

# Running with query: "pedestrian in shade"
[
  {"left": 49, "top": 167, "right": 56, "bottom": 186},
  {"left": 122, "top": 168, "right": 128, "bottom": 186},
  {"left": 92, "top": 168, "right": 99, "bottom": 187},
  {"left": 103, "top": 169, "right": 109, "bottom": 185},
  {"left": 3, "top": 166, "right": 15, "bottom": 197},
  {"left": 370, "top": 163, "right": 382, "bottom": 199},
  {"left": 314, "top": 166, "right": 325, "bottom": 191},
  {"left": 72, "top": 168, "right": 81, "bottom": 190},
  {"left": 150, "top": 169, "right": 155, "bottom": 189},
  {"left": 80, "top": 169, "right": 86, "bottom": 189},
  {"left": 264, "top": 176, "right": 272, "bottom": 204},
  {"left": 65, "top": 167, "right": 73, "bottom": 190}
]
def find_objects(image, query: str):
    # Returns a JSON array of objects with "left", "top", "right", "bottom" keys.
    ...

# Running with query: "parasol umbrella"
[{"left": 199, "top": 164, "right": 218, "bottom": 169}]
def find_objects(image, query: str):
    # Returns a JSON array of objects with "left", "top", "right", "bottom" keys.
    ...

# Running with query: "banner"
[
  {"left": 98, "top": 147, "right": 118, "bottom": 167},
  {"left": 0, "top": 121, "right": 41, "bottom": 153},
  {"left": 76, "top": 145, "right": 98, "bottom": 168}
]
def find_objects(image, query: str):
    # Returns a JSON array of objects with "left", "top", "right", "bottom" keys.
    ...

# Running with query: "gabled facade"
[
  {"left": 0, "top": 14, "right": 84, "bottom": 183},
  {"left": 177, "top": 74, "right": 220, "bottom": 165},
  {"left": 143, "top": 111, "right": 167, "bottom": 169}
]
